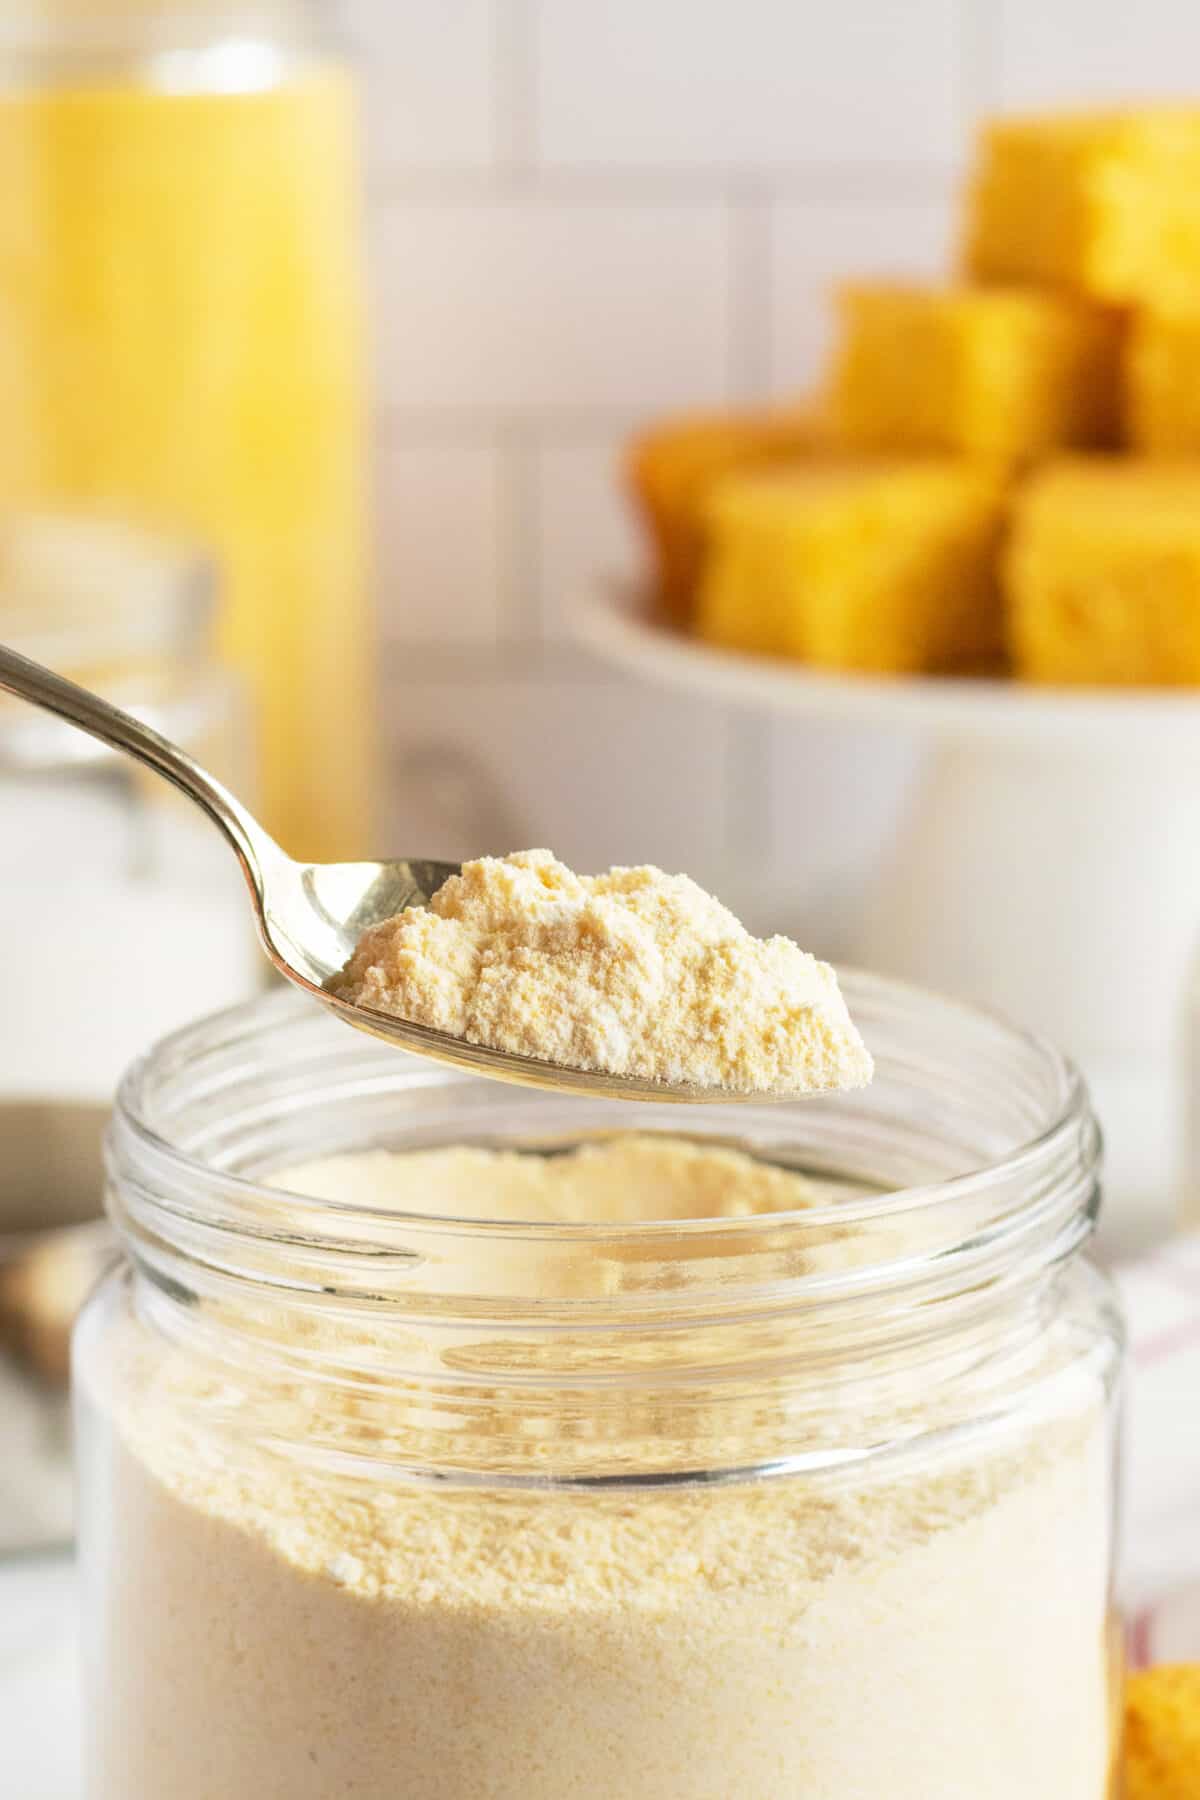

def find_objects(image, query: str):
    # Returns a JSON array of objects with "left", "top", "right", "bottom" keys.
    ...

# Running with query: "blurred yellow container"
[{"left": 0, "top": 3, "right": 373, "bottom": 859}]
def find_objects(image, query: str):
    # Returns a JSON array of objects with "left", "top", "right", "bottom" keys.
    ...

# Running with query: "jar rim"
[
  {"left": 97, "top": 976, "right": 1110, "bottom": 1486},
  {"left": 106, "top": 974, "right": 1100, "bottom": 1307}
]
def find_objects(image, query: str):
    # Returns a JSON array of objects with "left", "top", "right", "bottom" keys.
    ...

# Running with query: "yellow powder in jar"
[{"left": 83, "top": 1136, "right": 1116, "bottom": 1799}]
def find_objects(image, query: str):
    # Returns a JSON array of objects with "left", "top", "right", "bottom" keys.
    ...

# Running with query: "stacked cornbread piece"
[{"left": 628, "top": 107, "right": 1200, "bottom": 686}]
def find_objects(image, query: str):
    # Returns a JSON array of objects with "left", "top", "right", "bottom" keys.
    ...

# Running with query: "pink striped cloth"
[{"left": 1119, "top": 1239, "right": 1200, "bottom": 1667}]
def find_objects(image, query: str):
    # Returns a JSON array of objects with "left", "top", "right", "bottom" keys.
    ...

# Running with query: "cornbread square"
[
  {"left": 1006, "top": 458, "right": 1200, "bottom": 684},
  {"left": 1125, "top": 1666, "right": 1200, "bottom": 1800},
  {"left": 967, "top": 109, "right": 1200, "bottom": 306},
  {"left": 696, "top": 461, "right": 1006, "bottom": 674},
  {"left": 832, "top": 283, "right": 1121, "bottom": 460},
  {"left": 1127, "top": 310, "right": 1200, "bottom": 452},
  {"left": 626, "top": 406, "right": 821, "bottom": 624}
]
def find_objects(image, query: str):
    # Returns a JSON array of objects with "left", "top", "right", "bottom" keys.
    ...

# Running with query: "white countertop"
[{"left": 0, "top": 1558, "right": 79, "bottom": 1799}]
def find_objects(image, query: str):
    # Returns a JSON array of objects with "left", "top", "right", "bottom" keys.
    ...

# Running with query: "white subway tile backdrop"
[
  {"left": 534, "top": 0, "right": 966, "bottom": 170},
  {"left": 378, "top": 673, "right": 735, "bottom": 879},
  {"left": 989, "top": 0, "right": 1200, "bottom": 112},
  {"left": 766, "top": 190, "right": 955, "bottom": 395},
  {"left": 531, "top": 436, "right": 640, "bottom": 645},
  {"left": 376, "top": 439, "right": 506, "bottom": 644},
  {"left": 358, "top": 0, "right": 1200, "bottom": 947},
  {"left": 374, "top": 202, "right": 733, "bottom": 414},
  {"left": 343, "top": 0, "right": 500, "bottom": 169}
]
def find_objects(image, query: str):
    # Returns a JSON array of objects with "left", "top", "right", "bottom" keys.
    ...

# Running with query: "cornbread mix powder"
[
  {"left": 85, "top": 1137, "right": 1115, "bottom": 1799},
  {"left": 332, "top": 849, "right": 873, "bottom": 1095}
]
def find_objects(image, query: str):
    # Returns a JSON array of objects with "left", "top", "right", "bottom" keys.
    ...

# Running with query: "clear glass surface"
[{"left": 0, "top": 522, "right": 260, "bottom": 1558}]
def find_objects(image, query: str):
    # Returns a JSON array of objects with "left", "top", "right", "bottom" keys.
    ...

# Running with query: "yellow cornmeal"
[
  {"left": 274, "top": 1133, "right": 823, "bottom": 1224},
  {"left": 88, "top": 1137, "right": 1115, "bottom": 1800},
  {"left": 333, "top": 850, "right": 872, "bottom": 1097}
]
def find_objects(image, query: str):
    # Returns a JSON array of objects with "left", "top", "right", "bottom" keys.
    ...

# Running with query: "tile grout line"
[
  {"left": 376, "top": 406, "right": 650, "bottom": 444},
  {"left": 958, "top": 0, "right": 998, "bottom": 124},
  {"left": 724, "top": 708, "right": 773, "bottom": 872},
  {"left": 758, "top": 189, "right": 777, "bottom": 400},
  {"left": 495, "top": 417, "right": 543, "bottom": 646},
  {"left": 377, "top": 638, "right": 644, "bottom": 686},
  {"left": 493, "top": 0, "right": 540, "bottom": 189},
  {"left": 727, "top": 176, "right": 773, "bottom": 401},
  {"left": 723, "top": 179, "right": 774, "bottom": 872},
  {"left": 362, "top": 161, "right": 964, "bottom": 208}
]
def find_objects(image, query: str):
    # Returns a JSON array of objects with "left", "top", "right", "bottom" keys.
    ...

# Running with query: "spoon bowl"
[
  {"left": 0, "top": 642, "right": 765, "bottom": 1103},
  {"left": 276, "top": 852, "right": 735, "bottom": 1098}
]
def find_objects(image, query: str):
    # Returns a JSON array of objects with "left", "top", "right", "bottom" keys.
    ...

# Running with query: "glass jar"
[
  {"left": 77, "top": 976, "right": 1124, "bottom": 1799},
  {"left": 0, "top": 513, "right": 260, "bottom": 1105},
  {"left": 0, "top": 0, "right": 373, "bottom": 861},
  {"left": 0, "top": 512, "right": 261, "bottom": 1556}
]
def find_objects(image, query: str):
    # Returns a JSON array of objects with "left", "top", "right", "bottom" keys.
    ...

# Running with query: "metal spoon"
[{"left": 0, "top": 641, "right": 757, "bottom": 1103}]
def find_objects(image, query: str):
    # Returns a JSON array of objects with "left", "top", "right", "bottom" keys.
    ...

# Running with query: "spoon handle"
[{"left": 0, "top": 639, "right": 278, "bottom": 894}]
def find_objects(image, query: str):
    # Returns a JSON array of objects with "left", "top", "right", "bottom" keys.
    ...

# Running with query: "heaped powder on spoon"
[{"left": 332, "top": 849, "right": 872, "bottom": 1094}]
